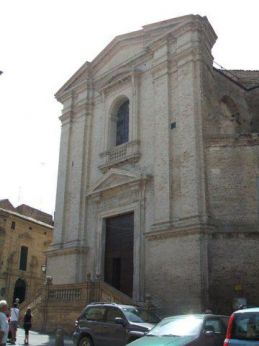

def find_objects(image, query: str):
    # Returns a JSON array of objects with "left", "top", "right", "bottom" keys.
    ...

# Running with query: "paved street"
[{"left": 9, "top": 328, "right": 73, "bottom": 346}]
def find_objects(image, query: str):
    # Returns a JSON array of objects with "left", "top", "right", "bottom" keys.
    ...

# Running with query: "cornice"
[
  {"left": 59, "top": 111, "right": 73, "bottom": 125},
  {"left": 91, "top": 32, "right": 144, "bottom": 74},
  {"left": 147, "top": 32, "right": 176, "bottom": 52},
  {"left": 59, "top": 99, "right": 94, "bottom": 124},
  {"left": 97, "top": 72, "right": 132, "bottom": 95},
  {"left": 46, "top": 245, "right": 88, "bottom": 257},
  {"left": 73, "top": 101, "right": 94, "bottom": 116},
  {"left": 206, "top": 133, "right": 259, "bottom": 148},
  {"left": 94, "top": 51, "right": 149, "bottom": 89},
  {"left": 171, "top": 46, "right": 211, "bottom": 70},
  {"left": 55, "top": 61, "right": 92, "bottom": 102},
  {"left": 55, "top": 15, "right": 216, "bottom": 103},
  {"left": 146, "top": 223, "right": 215, "bottom": 241},
  {"left": 170, "top": 17, "right": 208, "bottom": 42},
  {"left": 200, "top": 16, "right": 217, "bottom": 49},
  {"left": 57, "top": 79, "right": 95, "bottom": 105},
  {"left": 151, "top": 60, "right": 169, "bottom": 80}
]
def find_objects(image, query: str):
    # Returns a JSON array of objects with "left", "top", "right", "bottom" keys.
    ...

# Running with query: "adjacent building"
[
  {"left": 0, "top": 199, "right": 53, "bottom": 304},
  {"left": 47, "top": 15, "right": 259, "bottom": 315}
]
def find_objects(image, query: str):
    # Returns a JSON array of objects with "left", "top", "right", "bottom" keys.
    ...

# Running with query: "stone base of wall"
[
  {"left": 23, "top": 280, "right": 135, "bottom": 333},
  {"left": 145, "top": 228, "right": 209, "bottom": 316}
]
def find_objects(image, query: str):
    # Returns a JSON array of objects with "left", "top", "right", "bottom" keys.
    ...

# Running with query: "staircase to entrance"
[{"left": 20, "top": 279, "right": 135, "bottom": 333}]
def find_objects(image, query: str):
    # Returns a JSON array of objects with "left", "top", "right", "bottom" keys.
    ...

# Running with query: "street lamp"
[{"left": 41, "top": 264, "right": 47, "bottom": 274}]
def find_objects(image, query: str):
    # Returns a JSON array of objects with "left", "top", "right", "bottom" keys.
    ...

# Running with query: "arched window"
[
  {"left": 115, "top": 100, "right": 129, "bottom": 146},
  {"left": 220, "top": 96, "right": 240, "bottom": 135}
]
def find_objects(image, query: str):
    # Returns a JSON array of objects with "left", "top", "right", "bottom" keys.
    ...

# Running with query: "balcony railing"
[{"left": 99, "top": 140, "right": 140, "bottom": 172}]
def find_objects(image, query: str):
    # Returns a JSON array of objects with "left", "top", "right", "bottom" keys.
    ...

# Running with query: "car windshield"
[
  {"left": 147, "top": 315, "right": 203, "bottom": 337},
  {"left": 232, "top": 312, "right": 259, "bottom": 340},
  {"left": 122, "top": 307, "right": 160, "bottom": 324}
]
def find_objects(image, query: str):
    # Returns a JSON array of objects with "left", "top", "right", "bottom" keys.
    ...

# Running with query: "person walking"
[
  {"left": 0, "top": 300, "right": 9, "bottom": 346},
  {"left": 23, "top": 308, "right": 32, "bottom": 345},
  {"left": 9, "top": 303, "right": 19, "bottom": 344}
]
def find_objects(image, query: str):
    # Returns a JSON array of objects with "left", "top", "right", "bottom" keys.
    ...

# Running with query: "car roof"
[
  {"left": 87, "top": 302, "right": 137, "bottom": 309},
  {"left": 234, "top": 307, "right": 259, "bottom": 314},
  {"left": 161, "top": 314, "right": 228, "bottom": 321}
]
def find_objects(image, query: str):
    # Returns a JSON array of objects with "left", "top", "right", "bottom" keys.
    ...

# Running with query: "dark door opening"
[
  {"left": 104, "top": 212, "right": 134, "bottom": 297},
  {"left": 112, "top": 258, "right": 121, "bottom": 289},
  {"left": 13, "top": 278, "right": 26, "bottom": 303}
]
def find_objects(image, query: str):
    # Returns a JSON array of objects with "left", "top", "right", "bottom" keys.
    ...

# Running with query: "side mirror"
[
  {"left": 115, "top": 317, "right": 126, "bottom": 327},
  {"left": 205, "top": 330, "right": 215, "bottom": 336},
  {"left": 128, "top": 330, "right": 146, "bottom": 338}
]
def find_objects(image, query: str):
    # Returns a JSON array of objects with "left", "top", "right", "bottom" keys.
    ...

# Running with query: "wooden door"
[{"left": 104, "top": 213, "right": 134, "bottom": 297}]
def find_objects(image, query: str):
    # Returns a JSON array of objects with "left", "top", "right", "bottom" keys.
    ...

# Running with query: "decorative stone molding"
[
  {"left": 87, "top": 167, "right": 150, "bottom": 197},
  {"left": 98, "top": 140, "right": 141, "bottom": 172},
  {"left": 46, "top": 246, "right": 88, "bottom": 258},
  {"left": 96, "top": 69, "right": 132, "bottom": 95},
  {"left": 146, "top": 223, "right": 214, "bottom": 241}
]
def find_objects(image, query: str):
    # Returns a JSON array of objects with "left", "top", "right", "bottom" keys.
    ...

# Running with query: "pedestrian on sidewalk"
[
  {"left": 0, "top": 300, "right": 9, "bottom": 346},
  {"left": 23, "top": 308, "right": 32, "bottom": 345},
  {"left": 9, "top": 303, "right": 19, "bottom": 344}
]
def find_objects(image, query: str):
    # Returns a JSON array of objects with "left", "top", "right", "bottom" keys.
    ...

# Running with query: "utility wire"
[{"left": 213, "top": 61, "right": 259, "bottom": 91}]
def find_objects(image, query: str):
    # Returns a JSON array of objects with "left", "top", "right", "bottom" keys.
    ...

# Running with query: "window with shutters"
[{"left": 19, "top": 246, "right": 28, "bottom": 271}]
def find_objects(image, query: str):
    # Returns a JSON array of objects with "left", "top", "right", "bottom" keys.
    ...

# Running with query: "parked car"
[
  {"left": 127, "top": 314, "right": 229, "bottom": 346},
  {"left": 224, "top": 307, "right": 259, "bottom": 345},
  {"left": 73, "top": 302, "right": 161, "bottom": 346}
]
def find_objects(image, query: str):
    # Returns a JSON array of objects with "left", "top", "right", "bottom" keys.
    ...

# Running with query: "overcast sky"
[{"left": 1, "top": 0, "right": 259, "bottom": 215}]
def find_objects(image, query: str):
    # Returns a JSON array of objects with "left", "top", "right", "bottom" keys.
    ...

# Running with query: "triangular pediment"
[
  {"left": 56, "top": 15, "right": 215, "bottom": 101},
  {"left": 55, "top": 34, "right": 145, "bottom": 99},
  {"left": 88, "top": 168, "right": 142, "bottom": 196}
]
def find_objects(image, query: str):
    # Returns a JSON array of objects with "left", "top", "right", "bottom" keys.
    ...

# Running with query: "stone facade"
[
  {"left": 48, "top": 15, "right": 259, "bottom": 315},
  {"left": 0, "top": 200, "right": 53, "bottom": 305}
]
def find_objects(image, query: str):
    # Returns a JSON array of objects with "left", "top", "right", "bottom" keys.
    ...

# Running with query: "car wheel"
[{"left": 79, "top": 336, "right": 93, "bottom": 346}]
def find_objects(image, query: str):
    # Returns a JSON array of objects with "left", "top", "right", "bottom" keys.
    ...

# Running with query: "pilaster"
[
  {"left": 151, "top": 37, "right": 171, "bottom": 225},
  {"left": 52, "top": 96, "right": 73, "bottom": 248}
]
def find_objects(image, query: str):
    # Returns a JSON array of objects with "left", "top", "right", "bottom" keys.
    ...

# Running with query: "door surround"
[{"left": 95, "top": 202, "right": 144, "bottom": 302}]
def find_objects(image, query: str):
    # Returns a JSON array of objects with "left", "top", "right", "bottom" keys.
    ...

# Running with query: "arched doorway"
[{"left": 13, "top": 278, "right": 26, "bottom": 303}]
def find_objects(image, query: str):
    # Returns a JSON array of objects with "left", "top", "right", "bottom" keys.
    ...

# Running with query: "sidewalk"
[{"left": 10, "top": 328, "right": 73, "bottom": 346}]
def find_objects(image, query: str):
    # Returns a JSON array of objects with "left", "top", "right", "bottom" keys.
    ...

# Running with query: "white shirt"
[
  {"left": 0, "top": 311, "right": 8, "bottom": 344},
  {"left": 10, "top": 308, "right": 19, "bottom": 322}
]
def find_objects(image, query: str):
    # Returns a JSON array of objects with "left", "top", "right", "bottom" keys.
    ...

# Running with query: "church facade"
[{"left": 47, "top": 15, "right": 259, "bottom": 314}]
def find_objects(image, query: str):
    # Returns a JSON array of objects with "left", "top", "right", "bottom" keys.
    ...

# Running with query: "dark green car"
[{"left": 127, "top": 314, "right": 229, "bottom": 346}]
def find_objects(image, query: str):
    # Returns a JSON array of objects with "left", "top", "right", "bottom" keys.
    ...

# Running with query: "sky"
[{"left": 1, "top": 0, "right": 259, "bottom": 216}]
